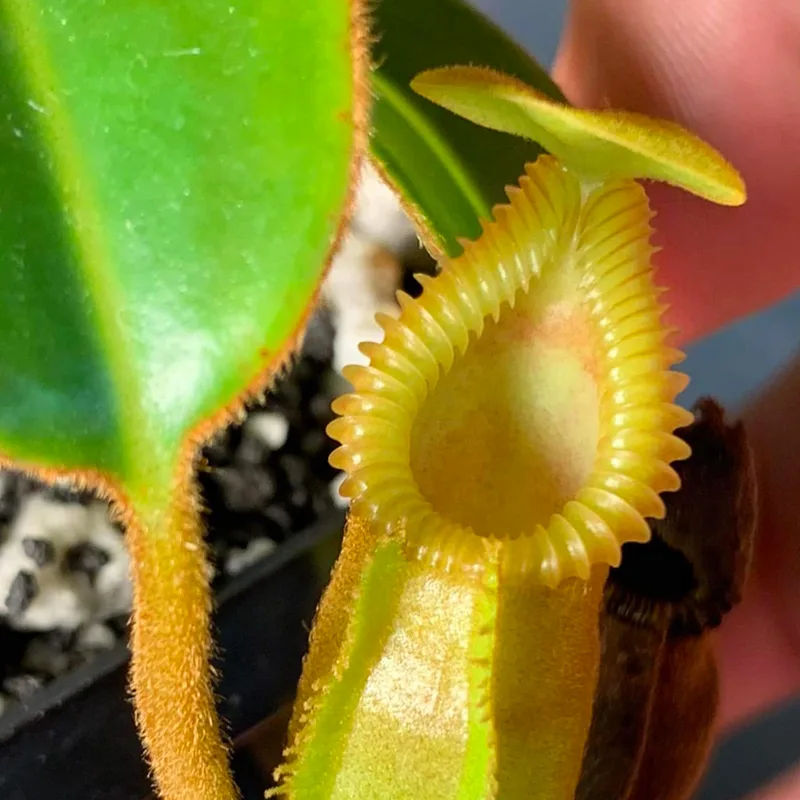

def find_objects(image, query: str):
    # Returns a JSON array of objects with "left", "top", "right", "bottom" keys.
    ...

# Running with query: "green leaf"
[
  {"left": 411, "top": 65, "right": 746, "bottom": 207},
  {"left": 0, "top": 5, "right": 361, "bottom": 798},
  {"left": 369, "top": 0, "right": 564, "bottom": 257},
  {"left": 0, "top": 0, "right": 357, "bottom": 492}
]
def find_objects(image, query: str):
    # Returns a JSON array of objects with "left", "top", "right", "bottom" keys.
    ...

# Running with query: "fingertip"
[{"left": 553, "top": 0, "right": 800, "bottom": 341}]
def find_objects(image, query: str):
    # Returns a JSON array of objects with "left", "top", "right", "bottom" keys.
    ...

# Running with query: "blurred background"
[{"left": 468, "top": 1, "right": 800, "bottom": 799}]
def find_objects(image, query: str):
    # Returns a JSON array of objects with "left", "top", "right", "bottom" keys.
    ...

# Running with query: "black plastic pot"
[{"left": 0, "top": 513, "right": 344, "bottom": 800}]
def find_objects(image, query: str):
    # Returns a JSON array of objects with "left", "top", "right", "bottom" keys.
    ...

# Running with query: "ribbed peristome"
[{"left": 328, "top": 155, "right": 692, "bottom": 587}]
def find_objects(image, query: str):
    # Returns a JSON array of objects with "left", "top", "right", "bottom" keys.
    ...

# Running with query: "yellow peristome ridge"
[{"left": 328, "top": 155, "right": 692, "bottom": 587}]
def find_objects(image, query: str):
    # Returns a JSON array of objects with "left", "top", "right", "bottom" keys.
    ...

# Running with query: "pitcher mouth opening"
[{"left": 327, "top": 156, "right": 692, "bottom": 586}]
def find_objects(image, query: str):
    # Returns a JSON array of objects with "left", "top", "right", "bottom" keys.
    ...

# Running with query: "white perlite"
[
  {"left": 351, "top": 162, "right": 418, "bottom": 256},
  {"left": 323, "top": 233, "right": 402, "bottom": 373},
  {"left": 328, "top": 473, "right": 349, "bottom": 510},
  {"left": 246, "top": 412, "right": 290, "bottom": 451},
  {"left": 225, "top": 538, "right": 277, "bottom": 577},
  {"left": 323, "top": 162, "right": 415, "bottom": 375},
  {"left": 0, "top": 494, "right": 131, "bottom": 631}
]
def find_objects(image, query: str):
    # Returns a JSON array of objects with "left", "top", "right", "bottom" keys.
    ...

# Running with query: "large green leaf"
[
  {"left": 370, "top": 0, "right": 564, "bottom": 257},
  {"left": 0, "top": 5, "right": 359, "bottom": 798},
  {"left": 0, "top": 1, "right": 356, "bottom": 493}
]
